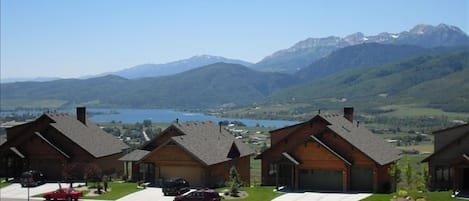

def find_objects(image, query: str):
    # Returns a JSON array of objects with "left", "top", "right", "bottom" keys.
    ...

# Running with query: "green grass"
[
  {"left": 0, "top": 99, "right": 68, "bottom": 110},
  {"left": 379, "top": 104, "right": 469, "bottom": 118},
  {"left": 397, "top": 143, "right": 434, "bottom": 153},
  {"left": 0, "top": 178, "right": 10, "bottom": 188},
  {"left": 82, "top": 182, "right": 141, "bottom": 200},
  {"left": 362, "top": 191, "right": 459, "bottom": 201},
  {"left": 218, "top": 186, "right": 282, "bottom": 201},
  {"left": 251, "top": 157, "right": 262, "bottom": 186}
]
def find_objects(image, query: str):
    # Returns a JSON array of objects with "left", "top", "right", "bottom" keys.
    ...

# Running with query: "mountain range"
[
  {"left": 253, "top": 23, "right": 469, "bottom": 73},
  {"left": 106, "top": 55, "right": 252, "bottom": 79},
  {"left": 1, "top": 24, "right": 468, "bottom": 113}
]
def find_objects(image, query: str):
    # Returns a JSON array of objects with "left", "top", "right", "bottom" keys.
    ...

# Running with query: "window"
[{"left": 435, "top": 166, "right": 451, "bottom": 182}]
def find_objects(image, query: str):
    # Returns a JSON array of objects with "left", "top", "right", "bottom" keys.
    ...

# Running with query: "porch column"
[
  {"left": 291, "top": 165, "right": 295, "bottom": 190},
  {"left": 294, "top": 166, "right": 299, "bottom": 190},
  {"left": 275, "top": 164, "right": 279, "bottom": 190},
  {"left": 373, "top": 167, "right": 378, "bottom": 192},
  {"left": 342, "top": 168, "right": 349, "bottom": 192}
]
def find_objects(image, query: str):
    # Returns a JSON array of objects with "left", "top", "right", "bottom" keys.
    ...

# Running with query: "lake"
[
  {"left": 88, "top": 108, "right": 296, "bottom": 128},
  {"left": 1, "top": 108, "right": 297, "bottom": 128}
]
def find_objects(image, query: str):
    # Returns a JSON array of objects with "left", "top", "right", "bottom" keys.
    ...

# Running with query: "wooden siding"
[
  {"left": 207, "top": 155, "right": 251, "bottom": 187},
  {"left": 434, "top": 125, "right": 469, "bottom": 151},
  {"left": 260, "top": 117, "right": 394, "bottom": 192}
]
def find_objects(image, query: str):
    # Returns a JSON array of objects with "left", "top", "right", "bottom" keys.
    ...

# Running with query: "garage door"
[
  {"left": 351, "top": 167, "right": 373, "bottom": 192},
  {"left": 160, "top": 166, "right": 204, "bottom": 187},
  {"left": 299, "top": 169, "right": 342, "bottom": 191}
]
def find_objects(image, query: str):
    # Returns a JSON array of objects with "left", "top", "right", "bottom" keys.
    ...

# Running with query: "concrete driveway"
[
  {"left": 1, "top": 183, "right": 173, "bottom": 201},
  {"left": 0, "top": 182, "right": 83, "bottom": 199},
  {"left": 116, "top": 187, "right": 175, "bottom": 201},
  {"left": 272, "top": 192, "right": 371, "bottom": 201}
]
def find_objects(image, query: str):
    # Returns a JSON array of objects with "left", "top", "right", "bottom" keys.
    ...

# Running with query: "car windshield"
[{"left": 164, "top": 181, "right": 178, "bottom": 187}]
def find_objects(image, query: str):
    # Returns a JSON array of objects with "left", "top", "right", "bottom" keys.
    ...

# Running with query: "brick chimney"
[
  {"left": 344, "top": 106, "right": 354, "bottom": 122},
  {"left": 77, "top": 107, "right": 86, "bottom": 125}
]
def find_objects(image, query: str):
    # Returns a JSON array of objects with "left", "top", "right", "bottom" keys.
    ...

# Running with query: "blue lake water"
[
  {"left": 88, "top": 108, "right": 296, "bottom": 128},
  {"left": 1, "top": 108, "right": 297, "bottom": 128}
]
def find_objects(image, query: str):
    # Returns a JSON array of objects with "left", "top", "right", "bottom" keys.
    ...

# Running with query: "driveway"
[
  {"left": 1, "top": 184, "right": 174, "bottom": 201},
  {"left": 1, "top": 183, "right": 83, "bottom": 199},
  {"left": 272, "top": 192, "right": 371, "bottom": 201},
  {"left": 116, "top": 187, "right": 175, "bottom": 201}
]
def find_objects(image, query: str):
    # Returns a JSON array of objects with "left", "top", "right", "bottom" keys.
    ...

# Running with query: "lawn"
[
  {"left": 0, "top": 178, "right": 10, "bottom": 188},
  {"left": 82, "top": 182, "right": 141, "bottom": 200},
  {"left": 362, "top": 191, "right": 459, "bottom": 201},
  {"left": 398, "top": 143, "right": 434, "bottom": 153},
  {"left": 379, "top": 104, "right": 469, "bottom": 119}
]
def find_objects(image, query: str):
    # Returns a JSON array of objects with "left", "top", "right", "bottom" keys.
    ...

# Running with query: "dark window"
[{"left": 435, "top": 166, "right": 451, "bottom": 181}]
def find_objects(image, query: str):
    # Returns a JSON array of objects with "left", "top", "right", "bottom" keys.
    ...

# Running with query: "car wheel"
[
  {"left": 45, "top": 196, "right": 51, "bottom": 201},
  {"left": 67, "top": 197, "right": 72, "bottom": 201}
]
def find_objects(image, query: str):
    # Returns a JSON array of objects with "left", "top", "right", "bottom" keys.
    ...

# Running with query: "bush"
[{"left": 398, "top": 189, "right": 408, "bottom": 197}]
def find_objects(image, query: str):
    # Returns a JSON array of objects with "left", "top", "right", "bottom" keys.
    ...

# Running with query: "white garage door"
[{"left": 160, "top": 166, "right": 204, "bottom": 187}]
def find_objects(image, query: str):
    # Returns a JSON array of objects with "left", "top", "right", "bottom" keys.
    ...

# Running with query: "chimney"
[
  {"left": 344, "top": 106, "right": 354, "bottom": 122},
  {"left": 176, "top": 118, "right": 179, "bottom": 124},
  {"left": 77, "top": 107, "right": 86, "bottom": 125},
  {"left": 219, "top": 121, "right": 222, "bottom": 133}
]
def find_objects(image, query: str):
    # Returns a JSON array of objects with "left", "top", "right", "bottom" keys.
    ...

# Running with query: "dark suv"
[
  {"left": 163, "top": 178, "right": 190, "bottom": 196},
  {"left": 20, "top": 170, "right": 45, "bottom": 187},
  {"left": 174, "top": 189, "right": 221, "bottom": 201}
]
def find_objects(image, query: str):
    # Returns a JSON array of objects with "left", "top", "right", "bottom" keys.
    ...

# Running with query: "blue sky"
[{"left": 1, "top": 0, "right": 468, "bottom": 79}]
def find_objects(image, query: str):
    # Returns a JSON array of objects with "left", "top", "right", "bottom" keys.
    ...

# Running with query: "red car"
[
  {"left": 43, "top": 188, "right": 82, "bottom": 201},
  {"left": 174, "top": 189, "right": 221, "bottom": 201}
]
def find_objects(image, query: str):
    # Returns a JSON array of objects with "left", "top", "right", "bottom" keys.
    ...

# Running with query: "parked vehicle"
[
  {"left": 163, "top": 178, "right": 190, "bottom": 196},
  {"left": 20, "top": 170, "right": 45, "bottom": 187},
  {"left": 43, "top": 188, "right": 82, "bottom": 201},
  {"left": 174, "top": 189, "right": 221, "bottom": 201}
]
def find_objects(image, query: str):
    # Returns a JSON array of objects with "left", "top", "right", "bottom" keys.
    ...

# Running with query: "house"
[
  {"left": 256, "top": 107, "right": 400, "bottom": 192},
  {"left": 119, "top": 121, "right": 254, "bottom": 187},
  {"left": 0, "top": 107, "right": 129, "bottom": 180},
  {"left": 422, "top": 123, "right": 469, "bottom": 191}
]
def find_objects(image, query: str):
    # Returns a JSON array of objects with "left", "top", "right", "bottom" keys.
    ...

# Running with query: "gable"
[
  {"left": 423, "top": 131, "right": 469, "bottom": 163},
  {"left": 321, "top": 114, "right": 400, "bottom": 165},
  {"left": 140, "top": 125, "right": 183, "bottom": 151},
  {"left": 293, "top": 140, "right": 348, "bottom": 169},
  {"left": 256, "top": 117, "right": 328, "bottom": 160},
  {"left": 227, "top": 142, "right": 241, "bottom": 159},
  {"left": 47, "top": 113, "right": 128, "bottom": 158},
  {"left": 433, "top": 123, "right": 469, "bottom": 152},
  {"left": 15, "top": 132, "right": 69, "bottom": 160},
  {"left": 318, "top": 129, "right": 375, "bottom": 166},
  {"left": 143, "top": 141, "right": 202, "bottom": 166},
  {"left": 258, "top": 113, "right": 400, "bottom": 166},
  {"left": 270, "top": 123, "right": 305, "bottom": 146}
]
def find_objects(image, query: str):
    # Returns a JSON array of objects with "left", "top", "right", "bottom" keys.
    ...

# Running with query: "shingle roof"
[
  {"left": 319, "top": 113, "right": 401, "bottom": 165},
  {"left": 46, "top": 113, "right": 129, "bottom": 158},
  {"left": 166, "top": 121, "right": 254, "bottom": 166},
  {"left": 119, "top": 149, "right": 150, "bottom": 161},
  {"left": 422, "top": 127, "right": 469, "bottom": 163}
]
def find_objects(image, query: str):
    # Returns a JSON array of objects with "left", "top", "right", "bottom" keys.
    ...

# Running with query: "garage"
[
  {"left": 351, "top": 167, "right": 373, "bottom": 192},
  {"left": 160, "top": 165, "right": 204, "bottom": 187},
  {"left": 299, "top": 169, "right": 343, "bottom": 191}
]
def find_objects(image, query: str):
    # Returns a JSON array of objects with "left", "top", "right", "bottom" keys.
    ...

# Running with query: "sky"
[{"left": 1, "top": 0, "right": 468, "bottom": 79}]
